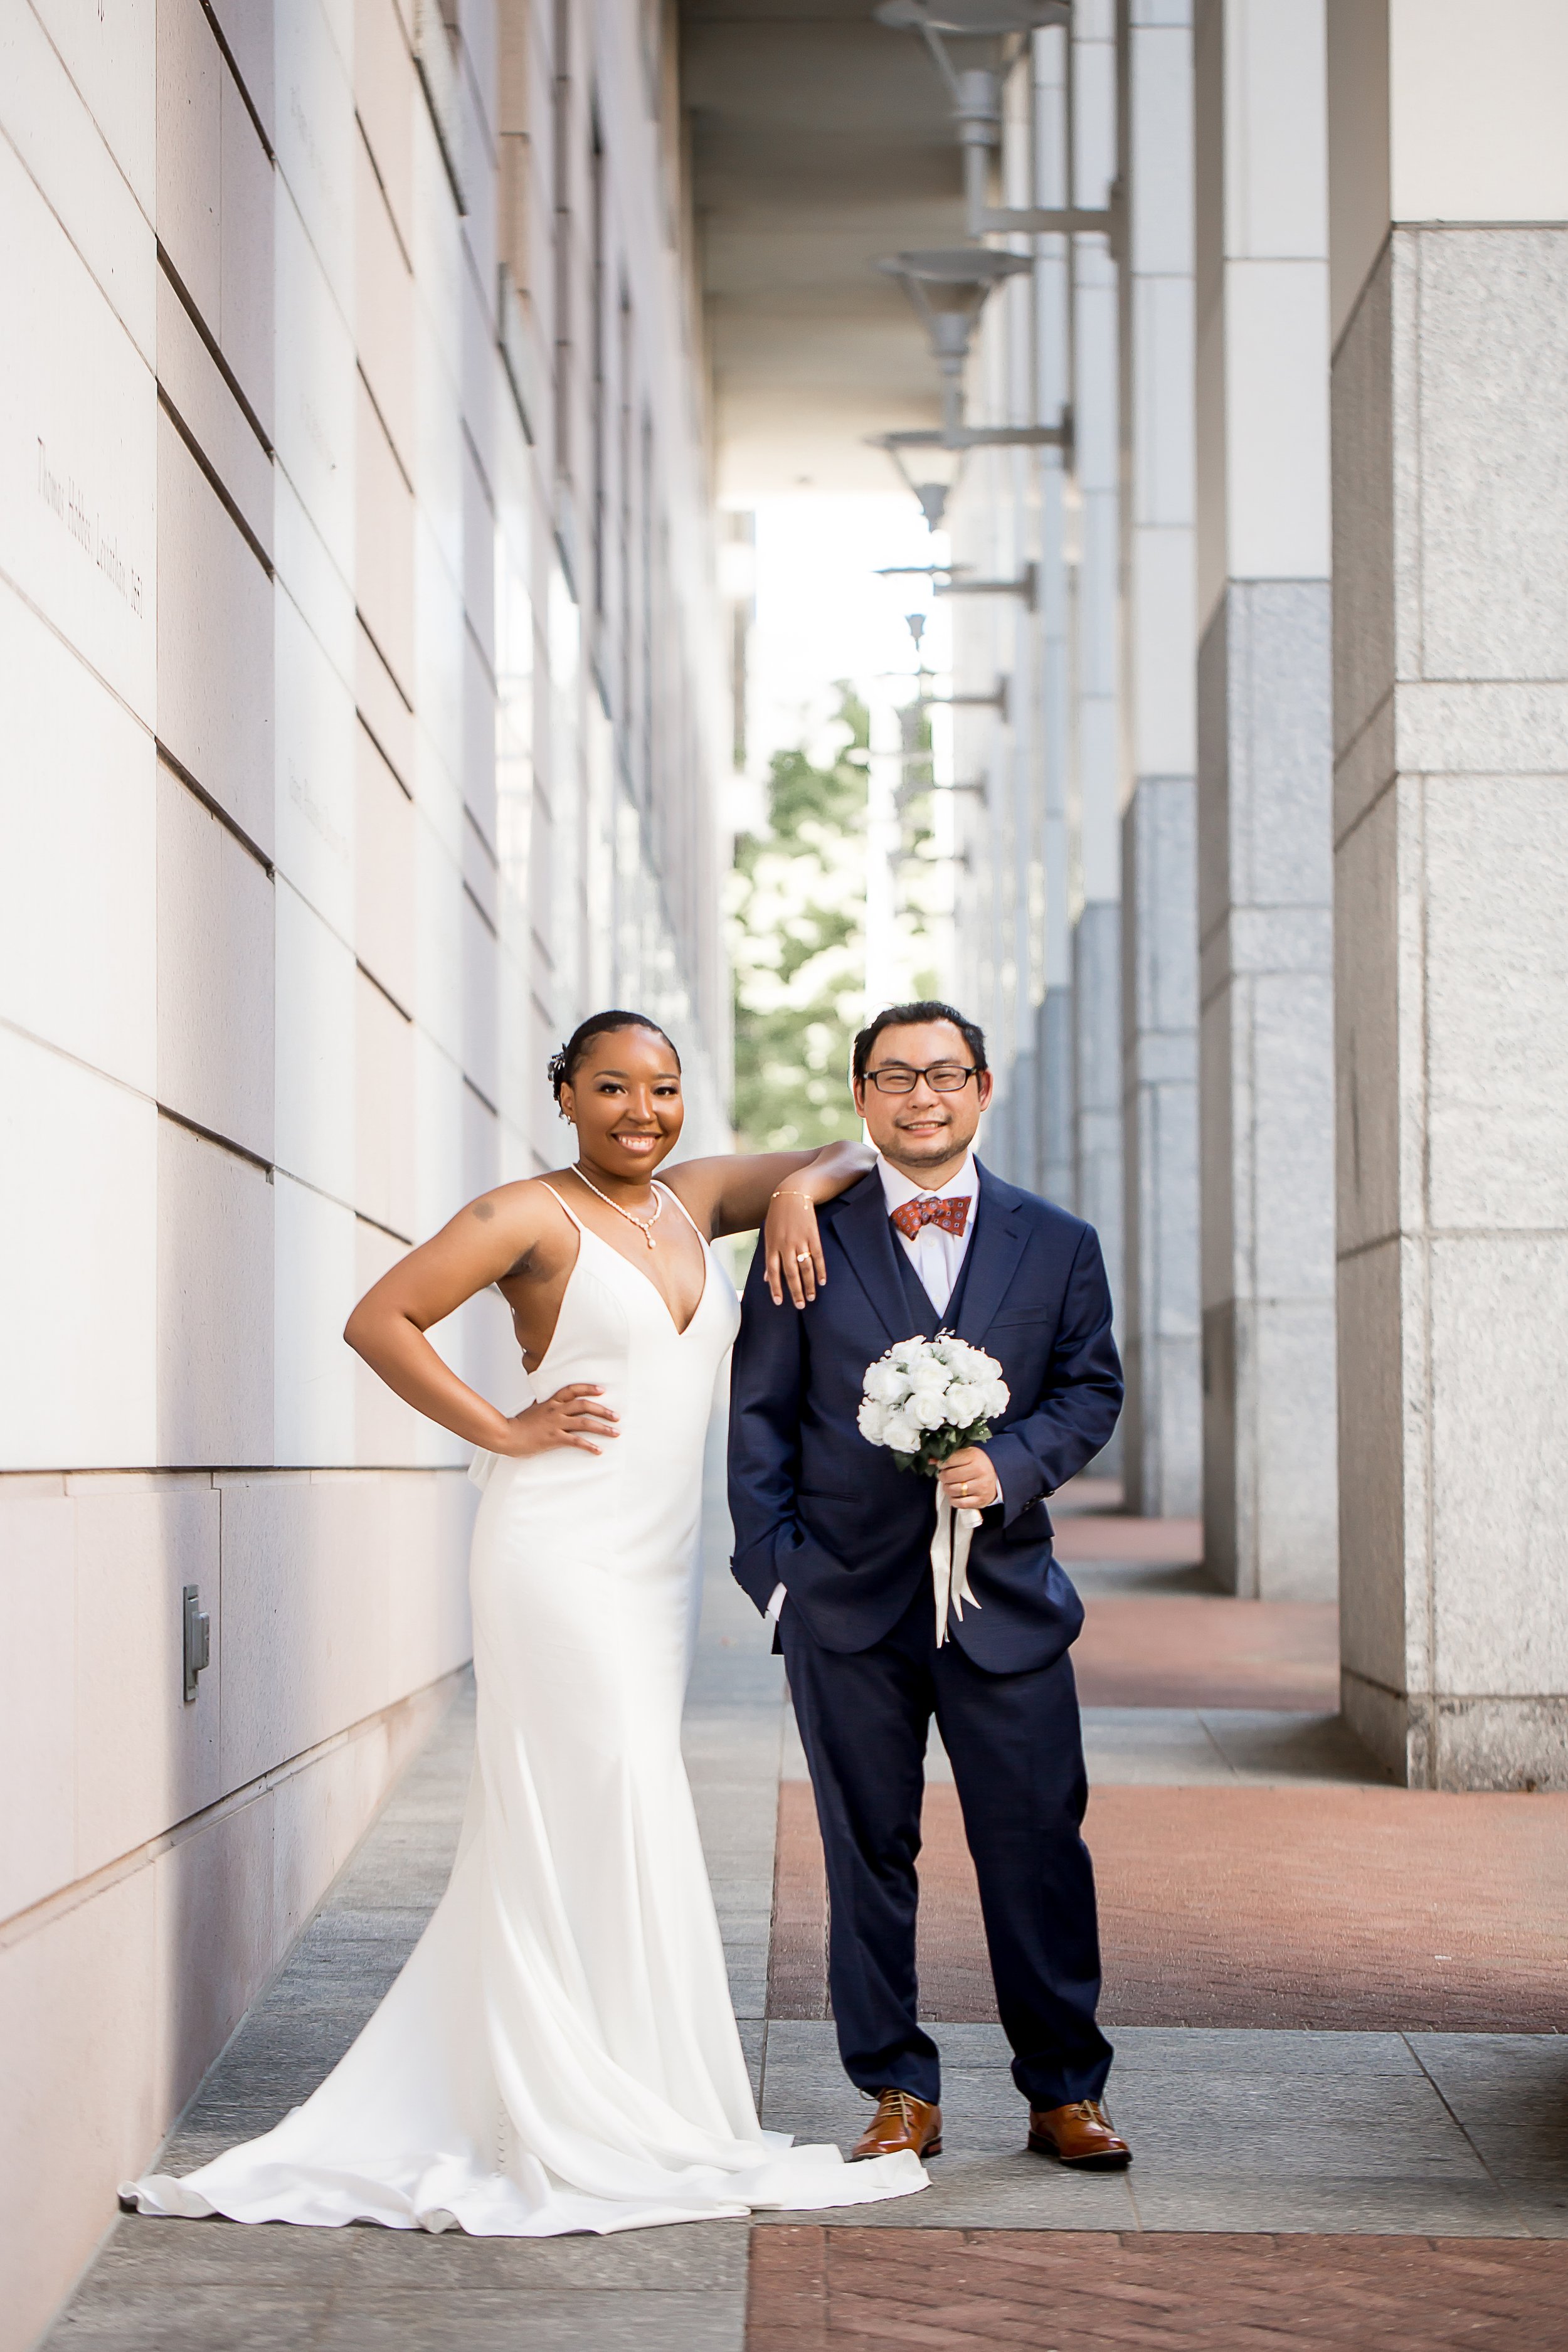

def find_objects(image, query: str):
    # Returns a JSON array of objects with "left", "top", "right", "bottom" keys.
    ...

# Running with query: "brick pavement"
[
  {"left": 770, "top": 1778, "right": 1568, "bottom": 2030},
  {"left": 1052, "top": 1512, "right": 1204, "bottom": 1565},
  {"left": 1089, "top": 1785, "right": 1568, "bottom": 2032},
  {"left": 1074, "top": 1598, "right": 1339, "bottom": 1711},
  {"left": 745, "top": 2228, "right": 1568, "bottom": 2350},
  {"left": 1062, "top": 1495, "right": 1338, "bottom": 1710}
]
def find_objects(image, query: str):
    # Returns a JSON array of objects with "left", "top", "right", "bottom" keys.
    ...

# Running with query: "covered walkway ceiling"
[{"left": 680, "top": 0, "right": 972, "bottom": 499}]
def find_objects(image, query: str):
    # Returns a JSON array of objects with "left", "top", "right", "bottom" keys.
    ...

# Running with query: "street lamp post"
[
  {"left": 869, "top": 248, "right": 1070, "bottom": 524},
  {"left": 872, "top": 0, "right": 1120, "bottom": 248}
]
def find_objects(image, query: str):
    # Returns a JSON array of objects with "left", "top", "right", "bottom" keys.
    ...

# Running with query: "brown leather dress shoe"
[
  {"left": 1027, "top": 2099, "right": 1131, "bottom": 2168},
  {"left": 850, "top": 2089, "right": 943, "bottom": 2161}
]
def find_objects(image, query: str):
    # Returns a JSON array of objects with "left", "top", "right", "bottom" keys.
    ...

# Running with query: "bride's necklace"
[{"left": 572, "top": 1163, "right": 662, "bottom": 1248}]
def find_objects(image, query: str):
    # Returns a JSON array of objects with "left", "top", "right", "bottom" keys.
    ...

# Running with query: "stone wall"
[{"left": 0, "top": 4, "right": 728, "bottom": 2343}]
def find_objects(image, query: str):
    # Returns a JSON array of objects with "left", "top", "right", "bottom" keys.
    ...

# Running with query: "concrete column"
[
  {"left": 1194, "top": 0, "right": 1337, "bottom": 1598},
  {"left": 1069, "top": 3, "right": 1124, "bottom": 1461},
  {"left": 1073, "top": 903, "right": 1123, "bottom": 1279},
  {"left": 1117, "top": 3, "right": 1200, "bottom": 1516},
  {"left": 1039, "top": 982, "right": 1076, "bottom": 1205},
  {"left": 1328, "top": 0, "right": 1568, "bottom": 1784},
  {"left": 1035, "top": 29, "right": 1076, "bottom": 1209},
  {"left": 1004, "top": 65, "right": 1042, "bottom": 1180}
]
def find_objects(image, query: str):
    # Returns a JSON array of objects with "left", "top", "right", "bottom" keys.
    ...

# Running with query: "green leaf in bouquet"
[{"left": 898, "top": 1420, "right": 994, "bottom": 1476}]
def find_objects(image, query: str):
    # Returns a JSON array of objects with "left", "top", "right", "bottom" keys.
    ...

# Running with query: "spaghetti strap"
[
  {"left": 539, "top": 1182, "right": 584, "bottom": 1233},
  {"left": 654, "top": 1180, "right": 707, "bottom": 1244}
]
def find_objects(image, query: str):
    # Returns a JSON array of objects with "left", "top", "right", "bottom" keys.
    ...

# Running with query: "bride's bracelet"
[{"left": 770, "top": 1189, "right": 817, "bottom": 1207}]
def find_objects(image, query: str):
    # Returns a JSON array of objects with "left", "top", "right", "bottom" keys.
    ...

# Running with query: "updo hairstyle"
[{"left": 548, "top": 1011, "right": 681, "bottom": 1104}]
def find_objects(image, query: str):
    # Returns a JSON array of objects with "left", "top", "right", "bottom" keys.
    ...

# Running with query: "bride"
[{"left": 123, "top": 1010, "right": 926, "bottom": 2235}]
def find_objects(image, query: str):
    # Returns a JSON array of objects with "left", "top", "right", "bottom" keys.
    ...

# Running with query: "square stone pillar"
[
  {"left": 1069, "top": 0, "right": 1125, "bottom": 1470},
  {"left": 1122, "top": 780, "right": 1200, "bottom": 1510},
  {"left": 1118, "top": 1, "right": 1200, "bottom": 1516},
  {"left": 1034, "top": 39, "right": 1076, "bottom": 1211},
  {"left": 1073, "top": 898, "right": 1124, "bottom": 1310},
  {"left": 1038, "top": 983, "right": 1076, "bottom": 1205},
  {"left": 1328, "top": 0, "right": 1568, "bottom": 1784},
  {"left": 1194, "top": 0, "right": 1337, "bottom": 1599}
]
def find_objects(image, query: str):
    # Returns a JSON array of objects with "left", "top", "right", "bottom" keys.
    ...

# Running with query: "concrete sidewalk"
[{"left": 44, "top": 1456, "right": 1568, "bottom": 2350}]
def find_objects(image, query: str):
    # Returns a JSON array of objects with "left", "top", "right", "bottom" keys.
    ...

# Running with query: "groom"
[{"left": 728, "top": 1001, "right": 1130, "bottom": 2168}]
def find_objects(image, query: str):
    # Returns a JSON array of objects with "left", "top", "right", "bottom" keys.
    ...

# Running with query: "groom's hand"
[{"left": 936, "top": 1447, "right": 999, "bottom": 1511}]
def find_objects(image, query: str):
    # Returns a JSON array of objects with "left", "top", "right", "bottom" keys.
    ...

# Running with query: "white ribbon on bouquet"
[
  {"left": 931, "top": 1488, "right": 983, "bottom": 1646},
  {"left": 856, "top": 1335, "right": 1010, "bottom": 1645}
]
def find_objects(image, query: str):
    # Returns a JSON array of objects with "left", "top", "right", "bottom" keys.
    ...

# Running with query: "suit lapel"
[
  {"left": 830, "top": 1170, "right": 913, "bottom": 1345},
  {"left": 954, "top": 1161, "right": 1029, "bottom": 1344}
]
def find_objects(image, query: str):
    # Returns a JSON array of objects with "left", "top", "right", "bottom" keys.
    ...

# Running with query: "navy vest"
[{"left": 889, "top": 1197, "right": 980, "bottom": 1338}]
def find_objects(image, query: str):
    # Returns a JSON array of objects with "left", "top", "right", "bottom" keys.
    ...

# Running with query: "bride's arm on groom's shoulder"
[
  {"left": 660, "top": 1138, "right": 875, "bottom": 1307},
  {"left": 342, "top": 1182, "right": 617, "bottom": 1459}
]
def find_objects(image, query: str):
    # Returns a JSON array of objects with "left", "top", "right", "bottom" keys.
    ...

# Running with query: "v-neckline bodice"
[
  {"left": 539, "top": 1179, "right": 712, "bottom": 1348},
  {"left": 573, "top": 1214, "right": 712, "bottom": 1341}
]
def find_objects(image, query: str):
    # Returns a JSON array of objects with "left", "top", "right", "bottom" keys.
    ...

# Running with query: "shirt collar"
[{"left": 876, "top": 1149, "right": 977, "bottom": 1214}]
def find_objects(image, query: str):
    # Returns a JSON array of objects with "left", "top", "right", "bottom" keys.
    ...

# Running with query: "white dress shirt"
[
  {"left": 877, "top": 1148, "right": 978, "bottom": 1318},
  {"left": 766, "top": 1152, "right": 980, "bottom": 1626}
]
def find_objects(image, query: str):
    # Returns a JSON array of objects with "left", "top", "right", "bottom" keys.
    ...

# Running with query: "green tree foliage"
[{"left": 728, "top": 694, "right": 869, "bottom": 1151}]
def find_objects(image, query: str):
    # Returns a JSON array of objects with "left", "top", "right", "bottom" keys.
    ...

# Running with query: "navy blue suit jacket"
[{"left": 727, "top": 1160, "right": 1123, "bottom": 1675}]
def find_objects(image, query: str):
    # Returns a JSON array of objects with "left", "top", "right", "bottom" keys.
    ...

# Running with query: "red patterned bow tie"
[{"left": 889, "top": 1194, "right": 972, "bottom": 1241}]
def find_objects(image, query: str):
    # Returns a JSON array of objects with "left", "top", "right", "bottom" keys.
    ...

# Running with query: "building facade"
[{"left": 0, "top": 4, "right": 729, "bottom": 2342}]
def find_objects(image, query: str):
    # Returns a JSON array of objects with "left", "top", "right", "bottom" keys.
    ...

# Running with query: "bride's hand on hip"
[
  {"left": 497, "top": 1383, "right": 619, "bottom": 1457},
  {"left": 763, "top": 1191, "right": 827, "bottom": 1308}
]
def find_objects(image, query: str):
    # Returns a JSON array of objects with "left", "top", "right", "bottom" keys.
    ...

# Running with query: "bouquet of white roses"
[
  {"left": 857, "top": 1334, "right": 1010, "bottom": 1642},
  {"left": 857, "top": 1333, "right": 1009, "bottom": 1468}
]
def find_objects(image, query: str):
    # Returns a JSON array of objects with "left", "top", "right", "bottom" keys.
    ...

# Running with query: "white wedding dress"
[{"left": 123, "top": 1183, "right": 925, "bottom": 2235}]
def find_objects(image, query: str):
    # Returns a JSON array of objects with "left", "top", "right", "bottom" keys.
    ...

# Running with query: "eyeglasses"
[{"left": 861, "top": 1062, "right": 979, "bottom": 1096}]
